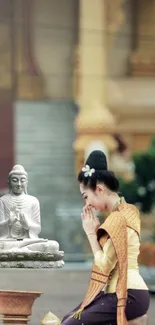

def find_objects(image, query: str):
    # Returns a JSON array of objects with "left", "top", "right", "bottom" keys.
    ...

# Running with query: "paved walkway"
[{"left": 0, "top": 268, "right": 154, "bottom": 324}]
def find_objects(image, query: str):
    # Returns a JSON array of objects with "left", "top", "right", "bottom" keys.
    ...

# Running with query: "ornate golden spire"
[{"left": 75, "top": 101, "right": 116, "bottom": 135}]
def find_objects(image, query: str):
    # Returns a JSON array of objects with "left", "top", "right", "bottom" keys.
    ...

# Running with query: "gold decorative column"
[
  {"left": 106, "top": 0, "right": 124, "bottom": 48},
  {"left": 131, "top": 0, "right": 155, "bottom": 76},
  {"left": 14, "top": 0, "right": 44, "bottom": 99},
  {"left": 106, "top": 0, "right": 124, "bottom": 31},
  {"left": 73, "top": 0, "right": 117, "bottom": 174}
]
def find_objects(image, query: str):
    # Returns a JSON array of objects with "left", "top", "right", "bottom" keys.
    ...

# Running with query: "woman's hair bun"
[
  {"left": 78, "top": 150, "right": 119, "bottom": 192},
  {"left": 85, "top": 150, "right": 107, "bottom": 171}
]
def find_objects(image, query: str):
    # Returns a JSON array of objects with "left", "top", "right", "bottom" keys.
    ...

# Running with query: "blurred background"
[{"left": 0, "top": 0, "right": 155, "bottom": 321}]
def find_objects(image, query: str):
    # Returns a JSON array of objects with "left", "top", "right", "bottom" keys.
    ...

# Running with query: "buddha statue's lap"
[
  {"left": 0, "top": 165, "right": 59, "bottom": 253},
  {"left": 0, "top": 239, "right": 59, "bottom": 253}
]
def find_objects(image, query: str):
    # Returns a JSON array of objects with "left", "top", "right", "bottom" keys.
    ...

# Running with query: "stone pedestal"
[
  {"left": 0, "top": 290, "right": 41, "bottom": 325},
  {"left": 0, "top": 251, "right": 64, "bottom": 269}
]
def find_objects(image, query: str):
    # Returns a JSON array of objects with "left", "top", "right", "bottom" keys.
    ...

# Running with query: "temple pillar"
[
  {"left": 14, "top": 0, "right": 44, "bottom": 99},
  {"left": 105, "top": 0, "right": 124, "bottom": 48},
  {"left": 73, "top": 0, "right": 117, "bottom": 174},
  {"left": 130, "top": 0, "right": 155, "bottom": 76}
]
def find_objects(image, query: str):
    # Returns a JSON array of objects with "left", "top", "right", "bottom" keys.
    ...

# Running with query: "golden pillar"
[
  {"left": 14, "top": 0, "right": 44, "bottom": 99},
  {"left": 131, "top": 0, "right": 155, "bottom": 76},
  {"left": 73, "top": 0, "right": 117, "bottom": 174}
]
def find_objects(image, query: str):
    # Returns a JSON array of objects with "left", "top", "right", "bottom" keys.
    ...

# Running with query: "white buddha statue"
[{"left": 0, "top": 165, "right": 59, "bottom": 253}]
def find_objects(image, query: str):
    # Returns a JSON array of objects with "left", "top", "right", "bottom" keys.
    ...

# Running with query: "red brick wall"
[{"left": 0, "top": 97, "right": 14, "bottom": 191}]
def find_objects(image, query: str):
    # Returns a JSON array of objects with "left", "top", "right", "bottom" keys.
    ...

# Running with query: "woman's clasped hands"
[{"left": 81, "top": 205, "right": 100, "bottom": 236}]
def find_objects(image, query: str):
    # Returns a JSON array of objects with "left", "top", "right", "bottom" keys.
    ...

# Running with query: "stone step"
[{"left": 15, "top": 100, "right": 82, "bottom": 254}]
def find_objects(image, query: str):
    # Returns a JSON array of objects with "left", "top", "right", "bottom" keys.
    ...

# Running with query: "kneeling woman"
[{"left": 62, "top": 150, "right": 150, "bottom": 325}]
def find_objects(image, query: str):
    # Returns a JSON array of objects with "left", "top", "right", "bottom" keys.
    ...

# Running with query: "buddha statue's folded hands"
[
  {"left": 19, "top": 213, "right": 29, "bottom": 230},
  {"left": 9, "top": 206, "right": 19, "bottom": 226},
  {"left": 9, "top": 205, "right": 29, "bottom": 230}
]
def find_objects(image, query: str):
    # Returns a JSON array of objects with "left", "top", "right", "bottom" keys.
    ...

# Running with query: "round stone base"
[{"left": 0, "top": 260, "right": 64, "bottom": 269}]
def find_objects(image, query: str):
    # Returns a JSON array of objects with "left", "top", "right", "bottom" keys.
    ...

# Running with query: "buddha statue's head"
[{"left": 8, "top": 165, "right": 28, "bottom": 195}]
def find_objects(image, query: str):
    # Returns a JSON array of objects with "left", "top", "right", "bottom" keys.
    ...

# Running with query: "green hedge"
[{"left": 119, "top": 137, "right": 155, "bottom": 213}]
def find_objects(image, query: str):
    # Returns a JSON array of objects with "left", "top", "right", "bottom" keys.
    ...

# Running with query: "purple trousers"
[{"left": 62, "top": 290, "right": 150, "bottom": 325}]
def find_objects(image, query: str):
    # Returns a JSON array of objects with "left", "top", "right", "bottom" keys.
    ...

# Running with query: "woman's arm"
[
  {"left": 81, "top": 205, "right": 117, "bottom": 273},
  {"left": 87, "top": 232, "right": 102, "bottom": 255},
  {"left": 87, "top": 233, "right": 117, "bottom": 274}
]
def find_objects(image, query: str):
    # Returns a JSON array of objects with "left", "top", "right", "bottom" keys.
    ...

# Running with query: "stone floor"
[{"left": 0, "top": 266, "right": 154, "bottom": 325}]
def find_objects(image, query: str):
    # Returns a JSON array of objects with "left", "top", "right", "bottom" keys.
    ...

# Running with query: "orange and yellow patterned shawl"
[{"left": 71, "top": 199, "right": 140, "bottom": 325}]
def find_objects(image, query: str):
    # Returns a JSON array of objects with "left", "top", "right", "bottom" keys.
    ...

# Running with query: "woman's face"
[{"left": 80, "top": 183, "right": 108, "bottom": 211}]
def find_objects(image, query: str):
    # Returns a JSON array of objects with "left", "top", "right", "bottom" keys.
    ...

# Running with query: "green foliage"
[
  {"left": 119, "top": 178, "right": 138, "bottom": 204},
  {"left": 119, "top": 136, "right": 155, "bottom": 213}
]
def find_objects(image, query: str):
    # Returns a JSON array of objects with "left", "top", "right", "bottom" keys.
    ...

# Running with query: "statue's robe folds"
[{"left": 0, "top": 193, "right": 41, "bottom": 239}]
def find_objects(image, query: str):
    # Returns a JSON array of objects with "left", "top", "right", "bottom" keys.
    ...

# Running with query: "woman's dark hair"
[{"left": 78, "top": 150, "right": 119, "bottom": 192}]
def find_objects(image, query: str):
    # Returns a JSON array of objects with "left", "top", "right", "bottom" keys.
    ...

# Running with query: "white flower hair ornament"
[{"left": 82, "top": 164, "right": 95, "bottom": 177}]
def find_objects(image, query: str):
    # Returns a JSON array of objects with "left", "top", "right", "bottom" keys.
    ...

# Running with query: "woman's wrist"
[
  {"left": 86, "top": 232, "right": 101, "bottom": 255},
  {"left": 87, "top": 232, "right": 97, "bottom": 237}
]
